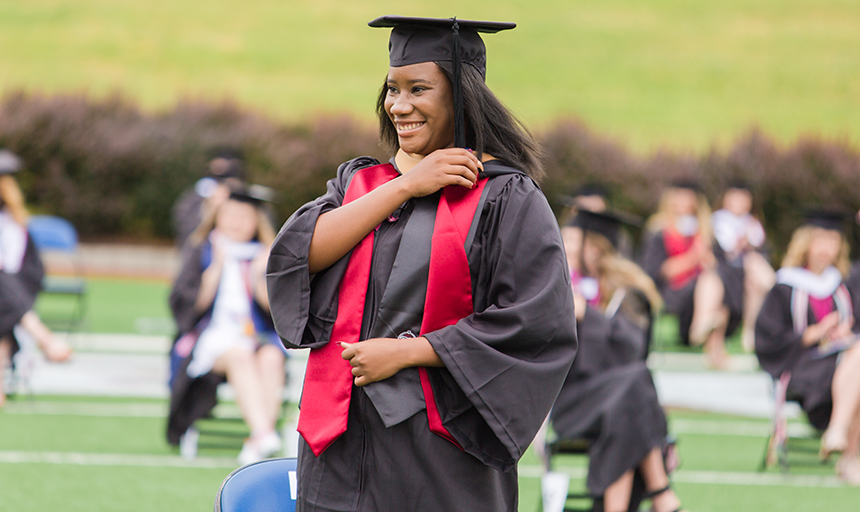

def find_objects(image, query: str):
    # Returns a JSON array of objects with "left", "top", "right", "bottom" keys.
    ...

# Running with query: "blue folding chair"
[
  {"left": 214, "top": 457, "right": 298, "bottom": 512},
  {"left": 27, "top": 215, "right": 87, "bottom": 329}
]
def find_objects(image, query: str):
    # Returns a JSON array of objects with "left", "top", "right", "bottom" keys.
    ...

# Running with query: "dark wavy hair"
[{"left": 375, "top": 61, "right": 545, "bottom": 182}]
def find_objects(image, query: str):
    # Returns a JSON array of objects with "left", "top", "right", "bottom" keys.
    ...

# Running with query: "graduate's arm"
[
  {"left": 251, "top": 245, "right": 270, "bottom": 311},
  {"left": 307, "top": 149, "right": 482, "bottom": 274},
  {"left": 340, "top": 336, "right": 442, "bottom": 387},
  {"left": 194, "top": 247, "right": 225, "bottom": 313}
]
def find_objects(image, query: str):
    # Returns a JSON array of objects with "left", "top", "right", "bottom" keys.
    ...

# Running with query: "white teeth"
[{"left": 397, "top": 122, "right": 424, "bottom": 132}]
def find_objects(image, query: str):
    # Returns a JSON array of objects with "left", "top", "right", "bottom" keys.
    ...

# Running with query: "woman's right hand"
[
  {"left": 399, "top": 148, "right": 483, "bottom": 198},
  {"left": 802, "top": 312, "right": 841, "bottom": 346}
]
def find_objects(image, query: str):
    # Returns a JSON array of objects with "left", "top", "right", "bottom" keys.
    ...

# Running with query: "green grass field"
[
  {"left": 1, "top": 395, "right": 855, "bottom": 512},
  {"left": 1, "top": 0, "right": 859, "bottom": 152}
]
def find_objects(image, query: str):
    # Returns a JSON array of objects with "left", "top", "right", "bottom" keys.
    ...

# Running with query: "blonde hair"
[
  {"left": 646, "top": 187, "right": 712, "bottom": 243},
  {"left": 586, "top": 232, "right": 664, "bottom": 312},
  {"left": 188, "top": 200, "right": 276, "bottom": 248},
  {"left": 781, "top": 226, "right": 851, "bottom": 276},
  {"left": 0, "top": 175, "right": 30, "bottom": 226}
]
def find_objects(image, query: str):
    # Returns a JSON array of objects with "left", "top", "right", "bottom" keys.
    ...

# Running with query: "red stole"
[
  {"left": 662, "top": 228, "right": 702, "bottom": 289},
  {"left": 297, "top": 163, "right": 487, "bottom": 456}
]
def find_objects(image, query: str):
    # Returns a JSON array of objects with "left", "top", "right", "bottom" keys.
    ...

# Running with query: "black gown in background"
[
  {"left": 267, "top": 157, "right": 578, "bottom": 512},
  {"left": 550, "top": 289, "right": 667, "bottom": 509},
  {"left": 0, "top": 235, "right": 45, "bottom": 350},
  {"left": 640, "top": 230, "right": 742, "bottom": 345},
  {"left": 755, "top": 282, "right": 860, "bottom": 430}
]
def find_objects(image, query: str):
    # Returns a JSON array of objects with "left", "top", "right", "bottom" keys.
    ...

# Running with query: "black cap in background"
[
  {"left": 803, "top": 208, "right": 848, "bottom": 232},
  {"left": 570, "top": 209, "right": 642, "bottom": 249},
  {"left": 669, "top": 178, "right": 703, "bottom": 193},
  {"left": 369, "top": 16, "right": 516, "bottom": 148},
  {"left": 228, "top": 184, "right": 276, "bottom": 207}
]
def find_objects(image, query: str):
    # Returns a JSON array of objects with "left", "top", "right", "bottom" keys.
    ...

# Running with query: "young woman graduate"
[
  {"left": 167, "top": 187, "right": 286, "bottom": 465},
  {"left": 266, "top": 16, "right": 577, "bottom": 512},
  {"left": 640, "top": 181, "right": 738, "bottom": 369},
  {"left": 711, "top": 182, "right": 775, "bottom": 353},
  {"left": 754, "top": 210, "right": 860, "bottom": 485},
  {"left": 0, "top": 150, "right": 72, "bottom": 407},
  {"left": 550, "top": 210, "right": 685, "bottom": 512}
]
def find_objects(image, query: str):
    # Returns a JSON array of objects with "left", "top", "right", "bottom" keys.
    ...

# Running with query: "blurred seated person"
[
  {"left": 550, "top": 210, "right": 685, "bottom": 512},
  {"left": 559, "top": 182, "right": 610, "bottom": 274},
  {"left": 171, "top": 147, "right": 245, "bottom": 248},
  {"left": 0, "top": 150, "right": 72, "bottom": 407},
  {"left": 641, "top": 180, "right": 738, "bottom": 369},
  {"left": 167, "top": 186, "right": 286, "bottom": 465},
  {"left": 755, "top": 210, "right": 860, "bottom": 485},
  {"left": 711, "top": 181, "right": 775, "bottom": 352}
]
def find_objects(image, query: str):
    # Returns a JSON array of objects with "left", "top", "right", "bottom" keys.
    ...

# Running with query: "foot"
[
  {"left": 41, "top": 336, "right": 72, "bottom": 362},
  {"left": 237, "top": 431, "right": 282, "bottom": 466},
  {"left": 648, "top": 485, "right": 686, "bottom": 512},
  {"left": 820, "top": 427, "right": 848, "bottom": 461},
  {"left": 836, "top": 455, "right": 860, "bottom": 485}
]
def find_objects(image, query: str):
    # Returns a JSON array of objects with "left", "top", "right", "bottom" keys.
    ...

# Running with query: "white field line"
[
  {"left": 517, "top": 465, "right": 844, "bottom": 488},
  {"left": 0, "top": 451, "right": 841, "bottom": 488},
  {"left": 0, "top": 451, "right": 237, "bottom": 469}
]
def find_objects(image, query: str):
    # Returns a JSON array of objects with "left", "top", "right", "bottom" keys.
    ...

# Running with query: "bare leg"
[
  {"left": 212, "top": 346, "right": 274, "bottom": 435},
  {"left": 255, "top": 344, "right": 285, "bottom": 427},
  {"left": 0, "top": 338, "right": 10, "bottom": 408},
  {"left": 741, "top": 252, "right": 775, "bottom": 352},
  {"left": 689, "top": 270, "right": 725, "bottom": 346},
  {"left": 823, "top": 343, "right": 860, "bottom": 457},
  {"left": 703, "top": 308, "right": 730, "bottom": 370},
  {"left": 602, "top": 469, "right": 634, "bottom": 512},
  {"left": 19, "top": 311, "right": 71, "bottom": 362},
  {"left": 640, "top": 447, "right": 684, "bottom": 512}
]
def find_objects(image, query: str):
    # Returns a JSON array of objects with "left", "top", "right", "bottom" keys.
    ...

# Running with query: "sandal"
[{"left": 646, "top": 484, "right": 686, "bottom": 512}]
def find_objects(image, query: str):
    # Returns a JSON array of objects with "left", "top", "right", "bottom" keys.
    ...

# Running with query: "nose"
[{"left": 390, "top": 93, "right": 413, "bottom": 116}]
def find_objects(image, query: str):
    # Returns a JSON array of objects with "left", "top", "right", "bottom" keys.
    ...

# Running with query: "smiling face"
[
  {"left": 383, "top": 62, "right": 456, "bottom": 156},
  {"left": 807, "top": 228, "right": 843, "bottom": 274}
]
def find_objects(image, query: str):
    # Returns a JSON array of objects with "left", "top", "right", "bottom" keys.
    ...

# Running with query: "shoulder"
[
  {"left": 481, "top": 161, "right": 544, "bottom": 206},
  {"left": 336, "top": 156, "right": 383, "bottom": 181}
]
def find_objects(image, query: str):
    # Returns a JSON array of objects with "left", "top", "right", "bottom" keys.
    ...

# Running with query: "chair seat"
[{"left": 214, "top": 457, "right": 297, "bottom": 512}]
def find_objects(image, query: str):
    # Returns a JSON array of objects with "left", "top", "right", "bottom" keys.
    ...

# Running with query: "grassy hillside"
[{"left": 0, "top": 0, "right": 858, "bottom": 152}]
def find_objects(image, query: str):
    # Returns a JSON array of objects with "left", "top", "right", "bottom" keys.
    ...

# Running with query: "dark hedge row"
[{"left": 2, "top": 92, "right": 858, "bottom": 261}]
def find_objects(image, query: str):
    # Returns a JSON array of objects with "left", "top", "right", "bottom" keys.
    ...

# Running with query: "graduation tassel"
[{"left": 451, "top": 18, "right": 466, "bottom": 148}]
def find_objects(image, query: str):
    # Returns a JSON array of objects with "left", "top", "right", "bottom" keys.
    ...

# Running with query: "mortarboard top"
[
  {"left": 570, "top": 209, "right": 642, "bottom": 249},
  {"left": 669, "top": 178, "right": 702, "bottom": 193},
  {"left": 803, "top": 208, "right": 848, "bottom": 232},
  {"left": 229, "top": 184, "right": 275, "bottom": 207},
  {"left": 369, "top": 16, "right": 516, "bottom": 148},
  {"left": 724, "top": 178, "right": 753, "bottom": 192},
  {"left": 0, "top": 150, "right": 22, "bottom": 175}
]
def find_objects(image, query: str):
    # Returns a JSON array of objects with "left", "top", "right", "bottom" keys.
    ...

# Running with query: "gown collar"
[{"left": 776, "top": 265, "right": 843, "bottom": 299}]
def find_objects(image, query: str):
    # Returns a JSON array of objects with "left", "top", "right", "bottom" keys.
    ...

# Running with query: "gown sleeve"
[
  {"left": 640, "top": 231, "right": 668, "bottom": 289},
  {"left": 754, "top": 284, "right": 802, "bottom": 379},
  {"left": 169, "top": 243, "right": 205, "bottom": 337},
  {"left": 424, "top": 174, "right": 578, "bottom": 471},
  {"left": 266, "top": 157, "right": 379, "bottom": 349}
]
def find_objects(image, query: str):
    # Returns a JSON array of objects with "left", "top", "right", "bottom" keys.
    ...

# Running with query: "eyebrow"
[{"left": 386, "top": 77, "right": 434, "bottom": 85}]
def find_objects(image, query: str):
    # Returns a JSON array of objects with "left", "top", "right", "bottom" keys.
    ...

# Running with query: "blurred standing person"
[
  {"left": 171, "top": 147, "right": 245, "bottom": 249},
  {"left": 755, "top": 211, "right": 860, "bottom": 485},
  {"left": 549, "top": 210, "right": 685, "bottom": 512},
  {"left": 267, "top": 16, "right": 576, "bottom": 511},
  {"left": 711, "top": 182, "right": 775, "bottom": 352},
  {"left": 0, "top": 150, "right": 72, "bottom": 407},
  {"left": 167, "top": 187, "right": 285, "bottom": 465},
  {"left": 641, "top": 180, "right": 737, "bottom": 369}
]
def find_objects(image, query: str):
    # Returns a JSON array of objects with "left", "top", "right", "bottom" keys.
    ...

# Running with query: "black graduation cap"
[
  {"left": 206, "top": 146, "right": 245, "bottom": 181},
  {"left": 669, "top": 178, "right": 703, "bottom": 193},
  {"left": 557, "top": 182, "right": 610, "bottom": 208},
  {"left": 368, "top": 15, "right": 516, "bottom": 148},
  {"left": 0, "top": 150, "right": 22, "bottom": 175},
  {"left": 229, "top": 184, "right": 276, "bottom": 207},
  {"left": 570, "top": 209, "right": 642, "bottom": 249},
  {"left": 803, "top": 208, "right": 848, "bottom": 232},
  {"left": 724, "top": 178, "right": 753, "bottom": 192}
]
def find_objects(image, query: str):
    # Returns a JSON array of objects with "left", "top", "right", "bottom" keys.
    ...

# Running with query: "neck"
[{"left": 807, "top": 262, "right": 829, "bottom": 275}]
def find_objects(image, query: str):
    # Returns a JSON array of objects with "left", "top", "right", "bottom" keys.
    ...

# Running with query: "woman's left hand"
[{"left": 340, "top": 338, "right": 408, "bottom": 387}]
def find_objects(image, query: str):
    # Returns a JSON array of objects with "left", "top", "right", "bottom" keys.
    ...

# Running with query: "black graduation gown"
[
  {"left": 165, "top": 241, "right": 277, "bottom": 445},
  {"left": 0, "top": 235, "right": 45, "bottom": 344},
  {"left": 550, "top": 289, "right": 667, "bottom": 504},
  {"left": 640, "top": 230, "right": 741, "bottom": 345},
  {"left": 267, "top": 157, "right": 577, "bottom": 512},
  {"left": 754, "top": 282, "right": 860, "bottom": 430}
]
